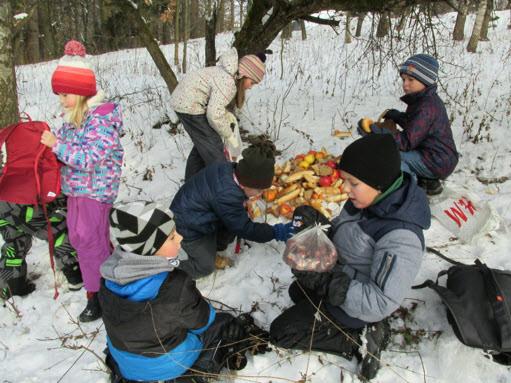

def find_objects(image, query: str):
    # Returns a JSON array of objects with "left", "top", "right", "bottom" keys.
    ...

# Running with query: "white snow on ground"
[{"left": 1, "top": 10, "right": 510, "bottom": 383}]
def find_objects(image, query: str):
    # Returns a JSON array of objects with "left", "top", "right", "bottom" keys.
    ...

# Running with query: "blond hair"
[{"left": 66, "top": 95, "right": 90, "bottom": 127}]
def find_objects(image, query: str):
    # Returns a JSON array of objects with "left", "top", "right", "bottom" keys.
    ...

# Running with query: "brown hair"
[{"left": 235, "top": 78, "right": 247, "bottom": 109}]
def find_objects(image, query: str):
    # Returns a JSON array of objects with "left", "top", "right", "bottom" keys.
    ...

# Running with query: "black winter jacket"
[{"left": 99, "top": 269, "right": 210, "bottom": 355}]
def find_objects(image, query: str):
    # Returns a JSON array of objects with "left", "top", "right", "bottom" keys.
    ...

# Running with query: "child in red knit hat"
[{"left": 41, "top": 40, "right": 124, "bottom": 322}]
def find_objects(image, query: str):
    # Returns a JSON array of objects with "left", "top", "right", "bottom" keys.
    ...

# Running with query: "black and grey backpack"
[{"left": 414, "top": 248, "right": 511, "bottom": 364}]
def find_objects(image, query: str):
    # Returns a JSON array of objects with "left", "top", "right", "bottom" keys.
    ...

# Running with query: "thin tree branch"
[{"left": 300, "top": 15, "right": 339, "bottom": 26}]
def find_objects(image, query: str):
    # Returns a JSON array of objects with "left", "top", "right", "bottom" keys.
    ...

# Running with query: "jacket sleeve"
[
  {"left": 177, "top": 274, "right": 214, "bottom": 331},
  {"left": 214, "top": 194, "right": 275, "bottom": 243},
  {"left": 53, "top": 116, "right": 122, "bottom": 170},
  {"left": 340, "top": 229, "right": 424, "bottom": 323},
  {"left": 206, "top": 79, "right": 237, "bottom": 140},
  {"left": 392, "top": 106, "right": 434, "bottom": 151}
]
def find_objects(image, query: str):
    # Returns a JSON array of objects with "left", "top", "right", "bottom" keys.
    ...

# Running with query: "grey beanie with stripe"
[
  {"left": 110, "top": 201, "right": 176, "bottom": 256},
  {"left": 399, "top": 54, "right": 439, "bottom": 86}
]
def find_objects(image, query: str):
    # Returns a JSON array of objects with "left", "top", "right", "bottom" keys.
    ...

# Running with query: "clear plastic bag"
[{"left": 283, "top": 224, "right": 338, "bottom": 272}]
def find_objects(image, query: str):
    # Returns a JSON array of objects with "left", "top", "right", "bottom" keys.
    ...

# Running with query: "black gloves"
[
  {"left": 383, "top": 109, "right": 403, "bottom": 123},
  {"left": 292, "top": 205, "right": 332, "bottom": 236},
  {"left": 220, "top": 313, "right": 271, "bottom": 370},
  {"left": 293, "top": 269, "right": 332, "bottom": 297},
  {"left": 236, "top": 313, "right": 271, "bottom": 355},
  {"left": 221, "top": 318, "right": 248, "bottom": 370},
  {"left": 327, "top": 271, "right": 351, "bottom": 306},
  {"left": 293, "top": 269, "right": 351, "bottom": 306}
]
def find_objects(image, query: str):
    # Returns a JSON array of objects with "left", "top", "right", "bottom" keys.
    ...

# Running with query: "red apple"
[
  {"left": 325, "top": 160, "right": 337, "bottom": 169},
  {"left": 319, "top": 175, "right": 333, "bottom": 187}
]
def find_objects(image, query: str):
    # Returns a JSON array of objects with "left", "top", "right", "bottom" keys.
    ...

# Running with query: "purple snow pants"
[{"left": 67, "top": 196, "right": 112, "bottom": 292}]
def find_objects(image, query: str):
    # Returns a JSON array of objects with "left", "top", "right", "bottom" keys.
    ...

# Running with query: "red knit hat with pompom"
[{"left": 51, "top": 40, "right": 97, "bottom": 96}]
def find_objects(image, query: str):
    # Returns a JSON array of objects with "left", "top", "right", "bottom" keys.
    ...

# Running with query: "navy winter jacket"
[
  {"left": 170, "top": 162, "right": 275, "bottom": 242},
  {"left": 391, "top": 85, "right": 458, "bottom": 179}
]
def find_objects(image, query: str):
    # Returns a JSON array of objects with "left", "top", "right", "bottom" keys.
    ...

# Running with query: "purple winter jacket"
[{"left": 391, "top": 85, "right": 458, "bottom": 179}]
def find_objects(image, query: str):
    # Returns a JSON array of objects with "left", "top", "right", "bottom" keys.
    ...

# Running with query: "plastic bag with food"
[{"left": 283, "top": 224, "right": 338, "bottom": 272}]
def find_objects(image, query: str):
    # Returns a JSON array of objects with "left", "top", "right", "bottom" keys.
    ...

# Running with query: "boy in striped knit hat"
[
  {"left": 99, "top": 201, "right": 270, "bottom": 382},
  {"left": 360, "top": 54, "right": 458, "bottom": 196}
]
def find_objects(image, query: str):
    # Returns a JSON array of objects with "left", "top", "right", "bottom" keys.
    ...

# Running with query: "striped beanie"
[
  {"left": 238, "top": 54, "right": 266, "bottom": 84},
  {"left": 399, "top": 54, "right": 439, "bottom": 86},
  {"left": 51, "top": 40, "right": 97, "bottom": 96},
  {"left": 110, "top": 201, "right": 176, "bottom": 256}
]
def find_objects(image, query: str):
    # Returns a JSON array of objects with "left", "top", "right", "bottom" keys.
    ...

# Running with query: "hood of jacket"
[
  {"left": 100, "top": 247, "right": 178, "bottom": 285},
  {"left": 340, "top": 172, "right": 431, "bottom": 233},
  {"left": 217, "top": 47, "right": 239, "bottom": 77},
  {"left": 366, "top": 173, "right": 431, "bottom": 230}
]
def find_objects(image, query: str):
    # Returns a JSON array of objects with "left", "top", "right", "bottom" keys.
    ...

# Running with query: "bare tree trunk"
[
  {"left": 299, "top": 19, "right": 307, "bottom": 40},
  {"left": 344, "top": 12, "right": 352, "bottom": 43},
  {"left": 480, "top": 0, "right": 493, "bottom": 41},
  {"left": 281, "top": 23, "right": 292, "bottom": 39},
  {"left": 0, "top": 1, "right": 19, "bottom": 127},
  {"left": 376, "top": 11, "right": 390, "bottom": 38},
  {"left": 239, "top": 0, "right": 244, "bottom": 27},
  {"left": 182, "top": 0, "right": 189, "bottom": 73},
  {"left": 355, "top": 13, "right": 365, "bottom": 37},
  {"left": 190, "top": 0, "right": 200, "bottom": 38},
  {"left": 230, "top": 0, "right": 235, "bottom": 30},
  {"left": 396, "top": 8, "right": 409, "bottom": 32},
  {"left": 217, "top": 0, "right": 225, "bottom": 33},
  {"left": 453, "top": 0, "right": 468, "bottom": 41},
  {"left": 467, "top": 0, "right": 488, "bottom": 52},
  {"left": 38, "top": 0, "right": 56, "bottom": 60},
  {"left": 174, "top": 0, "right": 180, "bottom": 66},
  {"left": 121, "top": 0, "right": 179, "bottom": 92},
  {"left": 205, "top": 5, "right": 217, "bottom": 67},
  {"left": 26, "top": 5, "right": 40, "bottom": 63}
]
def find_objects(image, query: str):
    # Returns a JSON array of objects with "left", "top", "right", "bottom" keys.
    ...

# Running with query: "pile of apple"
[{"left": 249, "top": 149, "right": 348, "bottom": 220}]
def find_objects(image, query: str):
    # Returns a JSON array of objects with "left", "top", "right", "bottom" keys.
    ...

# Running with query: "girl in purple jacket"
[{"left": 41, "top": 40, "right": 124, "bottom": 322}]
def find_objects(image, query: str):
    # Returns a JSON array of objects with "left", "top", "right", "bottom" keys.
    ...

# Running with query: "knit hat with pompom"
[{"left": 51, "top": 40, "right": 97, "bottom": 96}]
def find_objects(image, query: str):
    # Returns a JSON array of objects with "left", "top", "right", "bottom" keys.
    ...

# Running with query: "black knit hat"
[
  {"left": 110, "top": 201, "right": 176, "bottom": 256},
  {"left": 338, "top": 135, "right": 401, "bottom": 191},
  {"left": 235, "top": 142, "right": 275, "bottom": 189}
]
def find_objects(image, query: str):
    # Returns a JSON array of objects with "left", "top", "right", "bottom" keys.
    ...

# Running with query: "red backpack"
[
  {"left": 0, "top": 118, "right": 61, "bottom": 204},
  {"left": 0, "top": 116, "right": 62, "bottom": 298}
]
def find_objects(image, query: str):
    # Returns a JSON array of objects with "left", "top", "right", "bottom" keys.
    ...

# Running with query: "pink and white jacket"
[{"left": 53, "top": 93, "right": 124, "bottom": 204}]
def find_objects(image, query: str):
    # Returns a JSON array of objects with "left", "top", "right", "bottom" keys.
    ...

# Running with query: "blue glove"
[
  {"left": 369, "top": 123, "right": 390, "bottom": 135},
  {"left": 273, "top": 222, "right": 294, "bottom": 242}
]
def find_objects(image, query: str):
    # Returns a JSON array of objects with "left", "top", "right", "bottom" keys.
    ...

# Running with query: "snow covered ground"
[{"left": 2, "top": 10, "right": 511, "bottom": 383}]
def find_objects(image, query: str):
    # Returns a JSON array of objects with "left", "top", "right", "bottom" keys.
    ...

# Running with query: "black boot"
[
  {"left": 417, "top": 177, "right": 443, "bottom": 196},
  {"left": 61, "top": 264, "right": 83, "bottom": 291},
  {"left": 1, "top": 276, "right": 36, "bottom": 299},
  {"left": 359, "top": 320, "right": 391, "bottom": 380},
  {"left": 79, "top": 292, "right": 102, "bottom": 322}
]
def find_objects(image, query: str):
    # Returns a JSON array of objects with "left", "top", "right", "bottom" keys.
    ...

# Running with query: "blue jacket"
[
  {"left": 330, "top": 173, "right": 431, "bottom": 322},
  {"left": 170, "top": 162, "right": 274, "bottom": 242},
  {"left": 391, "top": 85, "right": 458, "bottom": 179}
]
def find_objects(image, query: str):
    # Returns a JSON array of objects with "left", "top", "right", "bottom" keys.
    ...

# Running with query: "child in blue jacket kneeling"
[{"left": 99, "top": 201, "right": 269, "bottom": 383}]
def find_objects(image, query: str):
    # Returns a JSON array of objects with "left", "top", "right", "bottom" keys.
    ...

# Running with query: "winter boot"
[
  {"left": 215, "top": 251, "right": 233, "bottom": 270},
  {"left": 359, "top": 320, "right": 391, "bottom": 380},
  {"left": 61, "top": 264, "right": 83, "bottom": 291},
  {"left": 417, "top": 177, "right": 443, "bottom": 196},
  {"left": 79, "top": 292, "right": 102, "bottom": 322},
  {"left": 1, "top": 276, "right": 36, "bottom": 299}
]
